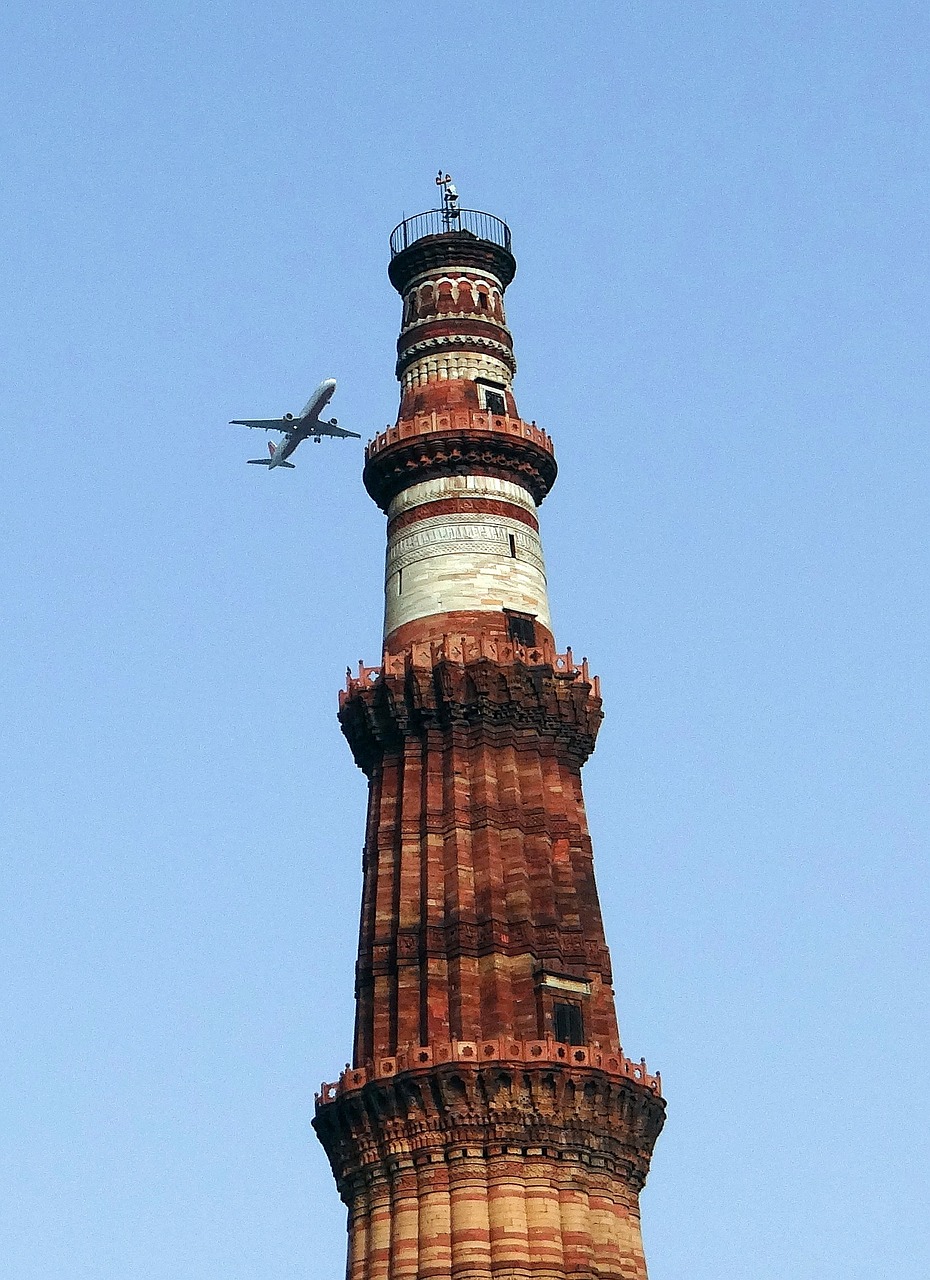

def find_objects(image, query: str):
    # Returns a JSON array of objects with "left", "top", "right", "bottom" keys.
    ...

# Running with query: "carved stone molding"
[
  {"left": 363, "top": 428, "right": 558, "bottom": 511},
  {"left": 396, "top": 329, "right": 517, "bottom": 380},
  {"left": 339, "top": 655, "right": 602, "bottom": 777},
  {"left": 313, "top": 1058, "right": 666, "bottom": 1203},
  {"left": 354, "top": 917, "right": 613, "bottom": 983},
  {"left": 388, "top": 234, "right": 517, "bottom": 294},
  {"left": 387, "top": 496, "right": 540, "bottom": 537}
]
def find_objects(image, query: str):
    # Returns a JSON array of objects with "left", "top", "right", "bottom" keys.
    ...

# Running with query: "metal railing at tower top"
[{"left": 389, "top": 208, "right": 512, "bottom": 257}]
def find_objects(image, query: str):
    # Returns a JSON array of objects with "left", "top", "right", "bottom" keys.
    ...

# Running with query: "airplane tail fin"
[{"left": 268, "top": 441, "right": 276, "bottom": 457}]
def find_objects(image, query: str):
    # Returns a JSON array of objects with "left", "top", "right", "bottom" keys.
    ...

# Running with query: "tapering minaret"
[{"left": 313, "top": 180, "right": 665, "bottom": 1280}]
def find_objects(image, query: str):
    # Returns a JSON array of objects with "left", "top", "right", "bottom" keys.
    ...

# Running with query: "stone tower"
[{"left": 313, "top": 181, "right": 665, "bottom": 1280}]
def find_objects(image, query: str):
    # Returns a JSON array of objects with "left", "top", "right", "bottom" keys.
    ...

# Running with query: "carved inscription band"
[
  {"left": 388, "top": 474, "right": 538, "bottom": 518},
  {"left": 387, "top": 514, "right": 546, "bottom": 577}
]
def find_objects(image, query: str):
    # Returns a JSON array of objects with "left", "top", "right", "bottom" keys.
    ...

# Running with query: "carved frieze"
[
  {"left": 355, "top": 916, "right": 613, "bottom": 981},
  {"left": 339, "top": 655, "right": 602, "bottom": 777},
  {"left": 313, "top": 1058, "right": 666, "bottom": 1202},
  {"left": 363, "top": 428, "right": 558, "bottom": 511}
]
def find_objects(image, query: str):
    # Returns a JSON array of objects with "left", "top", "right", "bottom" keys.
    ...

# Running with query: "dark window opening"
[
  {"left": 554, "top": 1002, "right": 585, "bottom": 1046},
  {"left": 476, "top": 378, "right": 508, "bottom": 416},
  {"left": 478, "top": 292, "right": 489, "bottom": 311},
  {"left": 397, "top": 569, "right": 403, "bottom": 595},
  {"left": 506, "top": 611, "right": 536, "bottom": 647},
  {"left": 508, "top": 534, "right": 517, "bottom": 558}
]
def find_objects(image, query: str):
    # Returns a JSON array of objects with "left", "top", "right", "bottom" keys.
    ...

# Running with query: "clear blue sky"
[{"left": 2, "top": 2, "right": 927, "bottom": 1277}]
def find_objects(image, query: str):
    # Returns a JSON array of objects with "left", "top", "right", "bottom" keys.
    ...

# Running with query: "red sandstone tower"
[{"left": 314, "top": 180, "right": 665, "bottom": 1280}]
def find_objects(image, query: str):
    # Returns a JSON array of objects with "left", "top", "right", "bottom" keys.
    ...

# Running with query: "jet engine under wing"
[{"left": 229, "top": 418, "right": 297, "bottom": 431}]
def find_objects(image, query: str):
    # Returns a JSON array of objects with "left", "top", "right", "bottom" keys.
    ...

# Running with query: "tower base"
[{"left": 314, "top": 1045, "right": 665, "bottom": 1280}]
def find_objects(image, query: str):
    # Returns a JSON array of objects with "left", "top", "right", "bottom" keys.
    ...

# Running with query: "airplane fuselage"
[
  {"left": 268, "top": 434, "right": 293, "bottom": 467},
  {"left": 268, "top": 378, "right": 337, "bottom": 465},
  {"left": 300, "top": 378, "right": 338, "bottom": 422}
]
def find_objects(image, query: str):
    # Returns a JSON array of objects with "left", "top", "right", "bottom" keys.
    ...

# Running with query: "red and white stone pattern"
[
  {"left": 383, "top": 475, "right": 551, "bottom": 641},
  {"left": 400, "top": 347, "right": 513, "bottom": 392},
  {"left": 394, "top": 263, "right": 518, "bottom": 412},
  {"left": 314, "top": 217, "right": 664, "bottom": 1280},
  {"left": 400, "top": 269, "right": 508, "bottom": 327}
]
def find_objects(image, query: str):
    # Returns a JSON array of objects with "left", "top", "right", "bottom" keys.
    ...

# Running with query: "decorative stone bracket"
[
  {"left": 338, "top": 645, "right": 603, "bottom": 776},
  {"left": 317, "top": 1037, "right": 661, "bottom": 1104}
]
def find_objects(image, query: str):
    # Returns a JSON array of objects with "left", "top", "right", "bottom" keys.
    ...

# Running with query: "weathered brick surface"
[
  {"left": 384, "top": 611, "right": 557, "bottom": 663},
  {"left": 340, "top": 655, "right": 615, "bottom": 1060}
]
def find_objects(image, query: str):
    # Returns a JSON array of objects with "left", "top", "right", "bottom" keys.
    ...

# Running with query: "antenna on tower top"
[{"left": 436, "top": 170, "right": 460, "bottom": 229}]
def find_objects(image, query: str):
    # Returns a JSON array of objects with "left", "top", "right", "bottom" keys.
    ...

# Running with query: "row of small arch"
[{"left": 403, "top": 277, "right": 506, "bottom": 324}]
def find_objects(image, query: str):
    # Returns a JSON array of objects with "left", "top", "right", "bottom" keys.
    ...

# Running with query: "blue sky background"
[{"left": 2, "top": 2, "right": 927, "bottom": 1276}]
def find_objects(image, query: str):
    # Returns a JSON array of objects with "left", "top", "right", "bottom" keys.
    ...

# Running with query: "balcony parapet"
[
  {"left": 363, "top": 410, "right": 557, "bottom": 509},
  {"left": 340, "top": 640, "right": 599, "bottom": 710},
  {"left": 387, "top": 214, "right": 517, "bottom": 295},
  {"left": 389, "top": 209, "right": 512, "bottom": 258},
  {"left": 316, "top": 1037, "right": 661, "bottom": 1105},
  {"left": 365, "top": 410, "right": 553, "bottom": 463}
]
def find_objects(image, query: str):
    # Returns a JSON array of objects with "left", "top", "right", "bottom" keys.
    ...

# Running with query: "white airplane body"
[{"left": 230, "top": 378, "right": 360, "bottom": 468}]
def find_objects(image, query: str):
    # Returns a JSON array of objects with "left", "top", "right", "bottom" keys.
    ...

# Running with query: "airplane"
[{"left": 230, "top": 378, "right": 360, "bottom": 468}]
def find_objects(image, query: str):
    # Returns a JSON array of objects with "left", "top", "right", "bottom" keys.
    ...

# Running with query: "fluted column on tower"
[{"left": 314, "top": 185, "right": 664, "bottom": 1280}]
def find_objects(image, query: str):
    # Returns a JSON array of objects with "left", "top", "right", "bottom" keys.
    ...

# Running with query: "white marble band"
[
  {"left": 383, "top": 509, "right": 551, "bottom": 636},
  {"left": 388, "top": 514, "right": 545, "bottom": 576},
  {"left": 401, "top": 350, "right": 513, "bottom": 391}
]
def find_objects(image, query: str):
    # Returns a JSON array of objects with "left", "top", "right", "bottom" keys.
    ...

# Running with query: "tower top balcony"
[
  {"left": 389, "top": 208, "right": 512, "bottom": 257},
  {"left": 388, "top": 207, "right": 517, "bottom": 294}
]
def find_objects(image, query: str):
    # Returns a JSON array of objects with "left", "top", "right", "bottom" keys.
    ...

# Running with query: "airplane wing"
[
  {"left": 313, "top": 422, "right": 362, "bottom": 440},
  {"left": 229, "top": 418, "right": 296, "bottom": 432}
]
